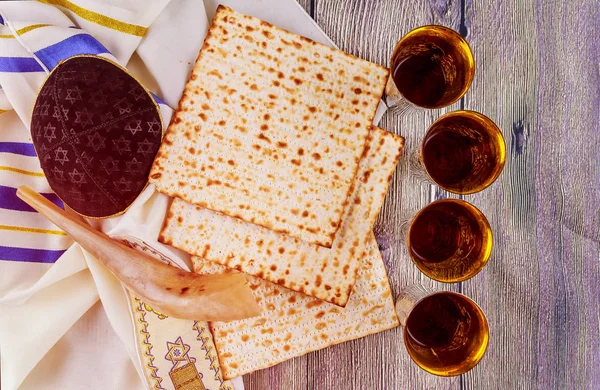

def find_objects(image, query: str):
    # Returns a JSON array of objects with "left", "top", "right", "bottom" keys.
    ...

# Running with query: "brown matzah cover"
[
  {"left": 31, "top": 55, "right": 162, "bottom": 218},
  {"left": 194, "top": 234, "right": 399, "bottom": 379},
  {"left": 149, "top": 5, "right": 389, "bottom": 247},
  {"left": 160, "top": 127, "right": 403, "bottom": 306}
]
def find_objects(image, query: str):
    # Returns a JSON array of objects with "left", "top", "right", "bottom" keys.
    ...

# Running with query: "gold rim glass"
[
  {"left": 386, "top": 25, "right": 475, "bottom": 110},
  {"left": 396, "top": 286, "right": 489, "bottom": 376},
  {"left": 407, "top": 199, "right": 493, "bottom": 282},
  {"left": 420, "top": 110, "right": 506, "bottom": 194}
]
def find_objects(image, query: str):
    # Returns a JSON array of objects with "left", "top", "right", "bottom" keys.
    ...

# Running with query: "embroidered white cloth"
[{"left": 0, "top": 0, "right": 362, "bottom": 389}]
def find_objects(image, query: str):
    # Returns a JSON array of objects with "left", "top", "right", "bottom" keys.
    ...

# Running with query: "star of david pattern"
[
  {"left": 51, "top": 166, "right": 65, "bottom": 182},
  {"left": 61, "top": 107, "right": 70, "bottom": 121},
  {"left": 101, "top": 155, "right": 119, "bottom": 175},
  {"left": 129, "top": 87, "right": 147, "bottom": 101},
  {"left": 112, "top": 135, "right": 131, "bottom": 155},
  {"left": 137, "top": 138, "right": 156, "bottom": 157},
  {"left": 74, "top": 107, "right": 94, "bottom": 127},
  {"left": 68, "top": 168, "right": 87, "bottom": 186},
  {"left": 30, "top": 56, "right": 163, "bottom": 218},
  {"left": 75, "top": 151, "right": 94, "bottom": 166},
  {"left": 43, "top": 123, "right": 56, "bottom": 143},
  {"left": 125, "top": 119, "right": 143, "bottom": 136},
  {"left": 125, "top": 158, "right": 143, "bottom": 173},
  {"left": 86, "top": 132, "right": 105, "bottom": 152},
  {"left": 52, "top": 105, "right": 62, "bottom": 120},
  {"left": 39, "top": 84, "right": 55, "bottom": 98},
  {"left": 39, "top": 102, "right": 51, "bottom": 117},
  {"left": 61, "top": 68, "right": 77, "bottom": 81},
  {"left": 147, "top": 117, "right": 162, "bottom": 137},
  {"left": 114, "top": 177, "right": 133, "bottom": 193},
  {"left": 165, "top": 337, "right": 196, "bottom": 370},
  {"left": 65, "top": 86, "right": 83, "bottom": 103},
  {"left": 54, "top": 147, "right": 69, "bottom": 165},
  {"left": 114, "top": 98, "right": 134, "bottom": 115}
]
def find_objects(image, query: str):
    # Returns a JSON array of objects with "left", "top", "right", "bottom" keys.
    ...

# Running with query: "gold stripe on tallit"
[{"left": 37, "top": 0, "right": 147, "bottom": 37}]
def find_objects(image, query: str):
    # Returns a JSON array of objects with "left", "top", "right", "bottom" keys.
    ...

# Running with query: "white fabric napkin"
[
  {"left": 0, "top": 0, "right": 373, "bottom": 388},
  {"left": 0, "top": 1, "right": 211, "bottom": 388}
]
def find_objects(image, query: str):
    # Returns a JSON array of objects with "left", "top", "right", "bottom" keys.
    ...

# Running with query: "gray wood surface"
[{"left": 244, "top": 0, "right": 600, "bottom": 389}]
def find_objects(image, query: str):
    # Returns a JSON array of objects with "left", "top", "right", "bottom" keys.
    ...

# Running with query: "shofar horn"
[{"left": 17, "top": 185, "right": 260, "bottom": 321}]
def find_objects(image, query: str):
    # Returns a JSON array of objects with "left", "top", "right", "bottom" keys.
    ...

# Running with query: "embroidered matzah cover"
[
  {"left": 194, "top": 234, "right": 399, "bottom": 379},
  {"left": 149, "top": 5, "right": 389, "bottom": 247},
  {"left": 159, "top": 127, "right": 404, "bottom": 306},
  {"left": 118, "top": 236, "right": 234, "bottom": 390}
]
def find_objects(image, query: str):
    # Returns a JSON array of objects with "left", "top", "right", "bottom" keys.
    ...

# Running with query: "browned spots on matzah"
[
  {"left": 149, "top": 5, "right": 388, "bottom": 248},
  {"left": 161, "top": 127, "right": 404, "bottom": 306},
  {"left": 306, "top": 299, "right": 322, "bottom": 309},
  {"left": 198, "top": 235, "right": 399, "bottom": 379},
  {"left": 342, "top": 264, "right": 350, "bottom": 275}
]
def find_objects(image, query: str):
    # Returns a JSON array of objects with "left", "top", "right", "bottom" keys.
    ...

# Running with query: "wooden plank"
[
  {"left": 461, "top": 0, "right": 600, "bottom": 389},
  {"left": 459, "top": 1, "right": 542, "bottom": 388},
  {"left": 532, "top": 2, "right": 600, "bottom": 386},
  {"left": 243, "top": 358, "right": 309, "bottom": 390},
  {"left": 296, "top": 0, "right": 311, "bottom": 13}
]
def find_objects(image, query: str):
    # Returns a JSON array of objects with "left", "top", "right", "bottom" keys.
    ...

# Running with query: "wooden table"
[{"left": 244, "top": 0, "right": 600, "bottom": 389}]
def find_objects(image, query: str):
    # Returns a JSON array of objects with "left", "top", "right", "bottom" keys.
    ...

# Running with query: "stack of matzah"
[
  {"left": 150, "top": 5, "right": 404, "bottom": 378},
  {"left": 161, "top": 126, "right": 403, "bottom": 306},
  {"left": 194, "top": 235, "right": 398, "bottom": 379},
  {"left": 149, "top": 5, "right": 388, "bottom": 248}
]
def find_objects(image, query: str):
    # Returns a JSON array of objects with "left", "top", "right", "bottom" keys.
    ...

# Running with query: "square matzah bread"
[
  {"left": 160, "top": 127, "right": 404, "bottom": 306},
  {"left": 194, "top": 234, "right": 399, "bottom": 380},
  {"left": 149, "top": 5, "right": 389, "bottom": 247}
]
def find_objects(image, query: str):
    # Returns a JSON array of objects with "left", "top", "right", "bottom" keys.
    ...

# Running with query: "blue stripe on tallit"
[
  {"left": 151, "top": 92, "right": 167, "bottom": 106},
  {"left": 0, "top": 142, "right": 37, "bottom": 156},
  {"left": 35, "top": 33, "right": 109, "bottom": 70},
  {"left": 0, "top": 56, "right": 43, "bottom": 72},
  {"left": 0, "top": 33, "right": 109, "bottom": 73},
  {"left": 0, "top": 245, "right": 65, "bottom": 263},
  {"left": 0, "top": 25, "right": 118, "bottom": 266},
  {"left": 0, "top": 185, "right": 63, "bottom": 212}
]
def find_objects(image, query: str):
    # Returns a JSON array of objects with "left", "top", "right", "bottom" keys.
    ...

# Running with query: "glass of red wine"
[
  {"left": 395, "top": 284, "right": 489, "bottom": 376},
  {"left": 385, "top": 25, "right": 475, "bottom": 112}
]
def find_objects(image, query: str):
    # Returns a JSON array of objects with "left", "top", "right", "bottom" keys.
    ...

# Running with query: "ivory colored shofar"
[{"left": 17, "top": 185, "right": 260, "bottom": 321}]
